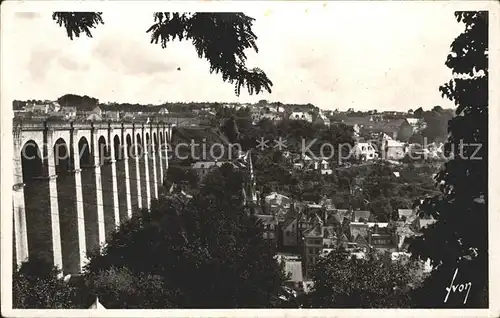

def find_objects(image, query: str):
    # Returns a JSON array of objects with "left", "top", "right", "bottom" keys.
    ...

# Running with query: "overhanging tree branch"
[{"left": 52, "top": 12, "right": 273, "bottom": 96}]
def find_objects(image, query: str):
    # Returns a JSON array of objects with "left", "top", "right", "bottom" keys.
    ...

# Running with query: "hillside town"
[
  {"left": 9, "top": 8, "right": 487, "bottom": 311},
  {"left": 13, "top": 96, "right": 447, "bottom": 299}
]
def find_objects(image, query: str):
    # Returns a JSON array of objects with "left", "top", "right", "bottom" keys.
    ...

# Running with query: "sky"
[{"left": 4, "top": 1, "right": 469, "bottom": 111}]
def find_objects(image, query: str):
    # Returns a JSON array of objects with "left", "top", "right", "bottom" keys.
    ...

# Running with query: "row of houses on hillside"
[
  {"left": 13, "top": 101, "right": 182, "bottom": 123},
  {"left": 254, "top": 191, "right": 437, "bottom": 280},
  {"left": 345, "top": 116, "right": 426, "bottom": 143},
  {"left": 249, "top": 107, "right": 330, "bottom": 127},
  {"left": 349, "top": 128, "right": 444, "bottom": 162}
]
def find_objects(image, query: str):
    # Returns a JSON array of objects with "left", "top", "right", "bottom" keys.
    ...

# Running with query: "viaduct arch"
[{"left": 13, "top": 120, "right": 173, "bottom": 275}]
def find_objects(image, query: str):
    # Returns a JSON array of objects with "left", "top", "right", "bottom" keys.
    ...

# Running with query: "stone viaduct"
[{"left": 12, "top": 119, "right": 174, "bottom": 275}]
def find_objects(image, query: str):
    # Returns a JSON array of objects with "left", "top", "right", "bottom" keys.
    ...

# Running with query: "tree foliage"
[
  {"left": 301, "top": 249, "right": 425, "bottom": 308},
  {"left": 13, "top": 258, "right": 82, "bottom": 309},
  {"left": 83, "top": 164, "right": 286, "bottom": 308},
  {"left": 52, "top": 12, "right": 272, "bottom": 96},
  {"left": 408, "top": 11, "right": 488, "bottom": 308}
]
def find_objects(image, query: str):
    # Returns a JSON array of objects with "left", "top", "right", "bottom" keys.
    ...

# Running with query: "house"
[
  {"left": 397, "top": 209, "right": 415, "bottom": 222},
  {"left": 304, "top": 158, "right": 332, "bottom": 175},
  {"left": 320, "top": 198, "right": 336, "bottom": 212},
  {"left": 352, "top": 124, "right": 361, "bottom": 138},
  {"left": 104, "top": 110, "right": 120, "bottom": 121},
  {"left": 26, "top": 103, "right": 50, "bottom": 113},
  {"left": 86, "top": 113, "right": 102, "bottom": 121},
  {"left": 191, "top": 160, "right": 238, "bottom": 178},
  {"left": 289, "top": 112, "right": 313, "bottom": 123},
  {"left": 276, "top": 254, "right": 304, "bottom": 292},
  {"left": 256, "top": 214, "right": 278, "bottom": 244},
  {"left": 122, "top": 113, "right": 135, "bottom": 121},
  {"left": 282, "top": 218, "right": 299, "bottom": 247},
  {"left": 383, "top": 139, "right": 406, "bottom": 160},
  {"left": 264, "top": 192, "right": 292, "bottom": 218},
  {"left": 304, "top": 203, "right": 323, "bottom": 218},
  {"left": 89, "top": 297, "right": 106, "bottom": 309},
  {"left": 397, "top": 118, "right": 426, "bottom": 141},
  {"left": 250, "top": 107, "right": 265, "bottom": 123},
  {"left": 302, "top": 224, "right": 323, "bottom": 278},
  {"left": 60, "top": 106, "right": 77, "bottom": 120},
  {"left": 353, "top": 210, "right": 371, "bottom": 222},
  {"left": 426, "top": 142, "right": 444, "bottom": 159},
  {"left": 349, "top": 222, "right": 397, "bottom": 252},
  {"left": 411, "top": 216, "right": 437, "bottom": 233},
  {"left": 351, "top": 142, "right": 378, "bottom": 161},
  {"left": 265, "top": 192, "right": 292, "bottom": 208},
  {"left": 284, "top": 259, "right": 304, "bottom": 285},
  {"left": 261, "top": 112, "right": 282, "bottom": 121},
  {"left": 272, "top": 105, "right": 286, "bottom": 113},
  {"left": 158, "top": 107, "right": 169, "bottom": 115},
  {"left": 91, "top": 106, "right": 103, "bottom": 116},
  {"left": 314, "top": 112, "right": 331, "bottom": 127},
  {"left": 50, "top": 101, "right": 61, "bottom": 112},
  {"left": 353, "top": 234, "right": 371, "bottom": 252}
]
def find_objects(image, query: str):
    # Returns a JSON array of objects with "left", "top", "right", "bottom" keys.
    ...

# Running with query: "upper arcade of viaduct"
[{"left": 13, "top": 119, "right": 176, "bottom": 161}]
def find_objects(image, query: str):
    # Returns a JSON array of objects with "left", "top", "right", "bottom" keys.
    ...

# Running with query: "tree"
[
  {"left": 86, "top": 266, "right": 177, "bottom": 309},
  {"left": 301, "top": 249, "right": 424, "bottom": 308},
  {"left": 83, "top": 165, "right": 287, "bottom": 308},
  {"left": 57, "top": 94, "right": 99, "bottom": 110},
  {"left": 52, "top": 12, "right": 272, "bottom": 96},
  {"left": 13, "top": 258, "right": 82, "bottom": 308},
  {"left": 408, "top": 11, "right": 488, "bottom": 308},
  {"left": 413, "top": 107, "right": 424, "bottom": 118},
  {"left": 221, "top": 116, "right": 240, "bottom": 143},
  {"left": 431, "top": 105, "right": 444, "bottom": 113}
]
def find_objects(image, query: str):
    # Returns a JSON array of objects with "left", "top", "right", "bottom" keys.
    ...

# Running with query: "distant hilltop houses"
[{"left": 13, "top": 96, "right": 452, "bottom": 160}]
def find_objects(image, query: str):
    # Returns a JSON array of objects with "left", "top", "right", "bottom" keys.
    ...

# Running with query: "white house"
[
  {"left": 289, "top": 112, "right": 313, "bottom": 123},
  {"left": 158, "top": 108, "right": 169, "bottom": 115},
  {"left": 383, "top": 139, "right": 406, "bottom": 160},
  {"left": 265, "top": 192, "right": 292, "bottom": 207},
  {"left": 261, "top": 112, "right": 282, "bottom": 121},
  {"left": 250, "top": 107, "right": 265, "bottom": 123},
  {"left": 60, "top": 106, "right": 77, "bottom": 120},
  {"left": 351, "top": 142, "right": 378, "bottom": 161}
]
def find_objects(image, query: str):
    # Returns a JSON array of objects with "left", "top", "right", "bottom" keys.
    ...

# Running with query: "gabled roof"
[
  {"left": 303, "top": 224, "right": 323, "bottom": 238},
  {"left": 338, "top": 233, "right": 349, "bottom": 243},
  {"left": 350, "top": 223, "right": 369, "bottom": 238},
  {"left": 354, "top": 233, "right": 369, "bottom": 246},
  {"left": 406, "top": 118, "right": 420, "bottom": 126},
  {"left": 89, "top": 297, "right": 106, "bottom": 309},
  {"left": 282, "top": 217, "right": 297, "bottom": 230},
  {"left": 326, "top": 213, "right": 342, "bottom": 225}
]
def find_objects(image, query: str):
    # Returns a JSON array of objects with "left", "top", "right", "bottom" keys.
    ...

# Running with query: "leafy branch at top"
[
  {"left": 52, "top": 12, "right": 104, "bottom": 40},
  {"left": 52, "top": 12, "right": 273, "bottom": 96}
]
